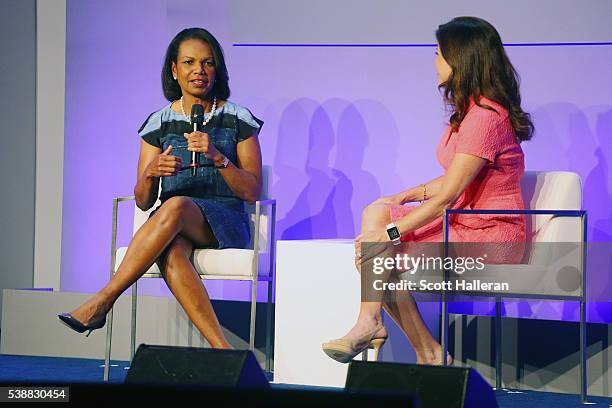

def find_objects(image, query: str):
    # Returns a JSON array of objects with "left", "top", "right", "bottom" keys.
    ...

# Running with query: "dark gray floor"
[{"left": 1, "top": 354, "right": 610, "bottom": 407}]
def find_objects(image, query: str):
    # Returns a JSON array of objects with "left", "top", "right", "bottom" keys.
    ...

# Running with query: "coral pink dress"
[{"left": 389, "top": 97, "right": 526, "bottom": 261}]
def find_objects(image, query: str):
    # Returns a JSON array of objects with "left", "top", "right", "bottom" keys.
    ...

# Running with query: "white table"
[{"left": 274, "top": 239, "right": 440, "bottom": 387}]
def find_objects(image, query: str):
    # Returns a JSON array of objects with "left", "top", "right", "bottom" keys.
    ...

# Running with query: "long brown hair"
[{"left": 436, "top": 17, "right": 534, "bottom": 142}]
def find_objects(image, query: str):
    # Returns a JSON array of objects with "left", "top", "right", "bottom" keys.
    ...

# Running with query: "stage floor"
[{"left": 0, "top": 354, "right": 609, "bottom": 407}]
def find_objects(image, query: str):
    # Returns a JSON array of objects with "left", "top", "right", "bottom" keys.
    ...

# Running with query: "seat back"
[
  {"left": 520, "top": 171, "right": 582, "bottom": 241},
  {"left": 520, "top": 171, "right": 583, "bottom": 266},
  {"left": 245, "top": 165, "right": 273, "bottom": 253},
  {"left": 132, "top": 165, "right": 272, "bottom": 252}
]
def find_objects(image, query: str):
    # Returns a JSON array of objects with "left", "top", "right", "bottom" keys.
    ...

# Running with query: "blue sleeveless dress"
[{"left": 137, "top": 101, "right": 263, "bottom": 249}]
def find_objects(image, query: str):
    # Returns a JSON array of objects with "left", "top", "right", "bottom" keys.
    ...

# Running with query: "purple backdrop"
[{"left": 61, "top": 0, "right": 612, "bottom": 322}]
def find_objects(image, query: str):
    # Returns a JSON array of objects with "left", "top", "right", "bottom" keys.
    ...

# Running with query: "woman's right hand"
[
  {"left": 145, "top": 145, "right": 182, "bottom": 178},
  {"left": 371, "top": 193, "right": 404, "bottom": 206}
]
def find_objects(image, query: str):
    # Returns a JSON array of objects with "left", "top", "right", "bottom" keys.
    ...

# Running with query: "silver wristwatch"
[
  {"left": 215, "top": 155, "right": 229, "bottom": 169},
  {"left": 386, "top": 223, "right": 402, "bottom": 245}
]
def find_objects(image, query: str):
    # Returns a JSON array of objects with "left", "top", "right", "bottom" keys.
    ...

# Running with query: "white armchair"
[
  {"left": 102, "top": 166, "right": 276, "bottom": 381},
  {"left": 439, "top": 171, "right": 588, "bottom": 402}
]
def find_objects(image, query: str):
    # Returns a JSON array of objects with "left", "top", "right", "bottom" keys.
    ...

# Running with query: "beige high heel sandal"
[
  {"left": 368, "top": 338, "right": 386, "bottom": 361},
  {"left": 322, "top": 325, "right": 387, "bottom": 363}
]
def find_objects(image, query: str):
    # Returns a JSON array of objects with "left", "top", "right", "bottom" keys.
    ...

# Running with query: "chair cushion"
[
  {"left": 192, "top": 248, "right": 270, "bottom": 276},
  {"left": 114, "top": 247, "right": 270, "bottom": 278}
]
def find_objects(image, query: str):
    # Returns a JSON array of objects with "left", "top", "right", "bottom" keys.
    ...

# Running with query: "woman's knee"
[
  {"left": 154, "top": 196, "right": 194, "bottom": 230},
  {"left": 362, "top": 203, "right": 391, "bottom": 226}
]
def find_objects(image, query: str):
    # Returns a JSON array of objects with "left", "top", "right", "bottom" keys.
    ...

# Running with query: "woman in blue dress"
[{"left": 58, "top": 28, "right": 263, "bottom": 349}]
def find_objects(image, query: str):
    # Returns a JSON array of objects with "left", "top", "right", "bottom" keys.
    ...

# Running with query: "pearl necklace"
[{"left": 180, "top": 96, "right": 217, "bottom": 126}]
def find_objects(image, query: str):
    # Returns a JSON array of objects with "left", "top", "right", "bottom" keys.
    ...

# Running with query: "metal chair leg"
[
  {"left": 131, "top": 281, "right": 138, "bottom": 361},
  {"left": 580, "top": 300, "right": 587, "bottom": 403},
  {"left": 441, "top": 298, "right": 448, "bottom": 366},
  {"left": 249, "top": 278, "right": 257, "bottom": 351},
  {"left": 106, "top": 197, "right": 119, "bottom": 381},
  {"left": 103, "top": 306, "right": 114, "bottom": 382},
  {"left": 495, "top": 298, "right": 502, "bottom": 389},
  {"left": 580, "top": 213, "right": 588, "bottom": 404},
  {"left": 441, "top": 211, "right": 449, "bottom": 367},
  {"left": 265, "top": 279, "right": 273, "bottom": 372}
]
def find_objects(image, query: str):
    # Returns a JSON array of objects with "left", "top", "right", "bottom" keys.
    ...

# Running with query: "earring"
[{"left": 173, "top": 77, "right": 177, "bottom": 80}]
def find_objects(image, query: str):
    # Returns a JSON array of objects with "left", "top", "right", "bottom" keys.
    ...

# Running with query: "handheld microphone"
[{"left": 190, "top": 104, "right": 204, "bottom": 176}]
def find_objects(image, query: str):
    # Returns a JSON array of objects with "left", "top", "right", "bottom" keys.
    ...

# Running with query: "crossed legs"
[
  {"left": 66, "top": 196, "right": 230, "bottom": 348},
  {"left": 344, "top": 203, "right": 451, "bottom": 364}
]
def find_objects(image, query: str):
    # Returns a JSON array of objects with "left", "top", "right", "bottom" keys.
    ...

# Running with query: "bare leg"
[
  {"left": 157, "top": 235, "right": 230, "bottom": 349},
  {"left": 383, "top": 274, "right": 451, "bottom": 364},
  {"left": 343, "top": 203, "right": 452, "bottom": 365},
  {"left": 67, "top": 197, "right": 217, "bottom": 327}
]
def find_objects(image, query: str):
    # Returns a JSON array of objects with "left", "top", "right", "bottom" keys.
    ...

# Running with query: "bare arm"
[
  {"left": 393, "top": 153, "right": 487, "bottom": 236},
  {"left": 398, "top": 175, "right": 446, "bottom": 203},
  {"left": 134, "top": 141, "right": 182, "bottom": 211},
  {"left": 217, "top": 135, "right": 262, "bottom": 204},
  {"left": 372, "top": 175, "right": 445, "bottom": 206}
]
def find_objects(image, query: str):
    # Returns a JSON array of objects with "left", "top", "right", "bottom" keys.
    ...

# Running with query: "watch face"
[
  {"left": 387, "top": 226, "right": 400, "bottom": 240},
  {"left": 216, "top": 157, "right": 228, "bottom": 168}
]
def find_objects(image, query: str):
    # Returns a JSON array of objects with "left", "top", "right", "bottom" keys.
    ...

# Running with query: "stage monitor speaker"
[
  {"left": 125, "top": 344, "right": 269, "bottom": 389},
  {"left": 346, "top": 361, "right": 497, "bottom": 408}
]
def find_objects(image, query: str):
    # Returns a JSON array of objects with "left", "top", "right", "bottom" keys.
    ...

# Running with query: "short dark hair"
[
  {"left": 436, "top": 17, "right": 534, "bottom": 142},
  {"left": 161, "top": 28, "right": 230, "bottom": 101}
]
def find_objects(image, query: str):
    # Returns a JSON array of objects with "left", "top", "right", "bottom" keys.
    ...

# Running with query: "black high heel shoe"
[{"left": 58, "top": 313, "right": 106, "bottom": 337}]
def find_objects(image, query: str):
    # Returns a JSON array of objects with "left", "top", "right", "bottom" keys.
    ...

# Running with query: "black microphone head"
[{"left": 191, "top": 104, "right": 204, "bottom": 126}]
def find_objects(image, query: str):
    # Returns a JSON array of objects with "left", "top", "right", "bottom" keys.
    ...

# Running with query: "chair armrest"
[
  {"left": 442, "top": 209, "right": 587, "bottom": 240},
  {"left": 256, "top": 199, "right": 276, "bottom": 207},
  {"left": 252, "top": 199, "right": 277, "bottom": 278},
  {"left": 110, "top": 195, "right": 136, "bottom": 278},
  {"left": 445, "top": 209, "right": 585, "bottom": 216},
  {"left": 113, "top": 195, "right": 136, "bottom": 203},
  {"left": 253, "top": 199, "right": 277, "bottom": 252},
  {"left": 441, "top": 209, "right": 588, "bottom": 249}
]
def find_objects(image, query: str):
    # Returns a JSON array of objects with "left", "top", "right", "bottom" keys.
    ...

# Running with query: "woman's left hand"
[
  {"left": 354, "top": 230, "right": 391, "bottom": 266},
  {"left": 356, "top": 230, "right": 390, "bottom": 244},
  {"left": 184, "top": 131, "right": 223, "bottom": 162}
]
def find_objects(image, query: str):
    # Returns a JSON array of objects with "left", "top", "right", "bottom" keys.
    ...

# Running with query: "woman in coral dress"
[{"left": 322, "top": 16, "right": 534, "bottom": 365}]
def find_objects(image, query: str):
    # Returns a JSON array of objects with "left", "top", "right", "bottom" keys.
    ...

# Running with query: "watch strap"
[{"left": 215, "top": 155, "right": 229, "bottom": 168}]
